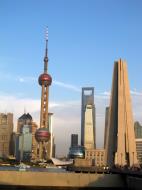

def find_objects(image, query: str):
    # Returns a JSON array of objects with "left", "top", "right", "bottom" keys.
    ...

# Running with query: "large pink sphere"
[
  {"left": 38, "top": 73, "right": 52, "bottom": 86},
  {"left": 35, "top": 128, "right": 50, "bottom": 142}
]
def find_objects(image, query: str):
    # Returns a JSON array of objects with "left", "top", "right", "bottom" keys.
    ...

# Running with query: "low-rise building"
[
  {"left": 134, "top": 121, "right": 142, "bottom": 165},
  {"left": 85, "top": 149, "right": 105, "bottom": 166}
]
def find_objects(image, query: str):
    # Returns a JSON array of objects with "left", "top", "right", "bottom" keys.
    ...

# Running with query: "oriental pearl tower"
[{"left": 35, "top": 28, "right": 52, "bottom": 160}]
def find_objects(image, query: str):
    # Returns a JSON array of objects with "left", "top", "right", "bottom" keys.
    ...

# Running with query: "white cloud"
[
  {"left": 53, "top": 80, "right": 81, "bottom": 92},
  {"left": 100, "top": 91, "right": 111, "bottom": 96},
  {"left": 17, "top": 76, "right": 36, "bottom": 83},
  {"left": 0, "top": 88, "right": 142, "bottom": 156},
  {"left": 130, "top": 90, "right": 142, "bottom": 96},
  {"left": 0, "top": 72, "right": 81, "bottom": 93}
]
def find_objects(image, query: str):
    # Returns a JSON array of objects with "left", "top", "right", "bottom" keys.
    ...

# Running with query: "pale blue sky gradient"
[{"left": 0, "top": 0, "right": 142, "bottom": 100}]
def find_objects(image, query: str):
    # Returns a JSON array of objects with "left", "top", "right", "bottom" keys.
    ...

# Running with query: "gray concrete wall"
[{"left": 0, "top": 171, "right": 125, "bottom": 188}]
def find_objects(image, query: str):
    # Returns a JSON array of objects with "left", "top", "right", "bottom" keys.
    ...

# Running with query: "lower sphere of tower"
[
  {"left": 35, "top": 128, "right": 50, "bottom": 142},
  {"left": 38, "top": 73, "right": 52, "bottom": 86}
]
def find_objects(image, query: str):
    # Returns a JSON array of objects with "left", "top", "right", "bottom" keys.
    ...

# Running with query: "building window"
[{"left": 1, "top": 117, "right": 7, "bottom": 124}]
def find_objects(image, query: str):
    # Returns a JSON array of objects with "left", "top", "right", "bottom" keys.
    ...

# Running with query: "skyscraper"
[
  {"left": 17, "top": 113, "right": 32, "bottom": 133},
  {"left": 35, "top": 29, "right": 52, "bottom": 160},
  {"left": 0, "top": 113, "right": 13, "bottom": 158},
  {"left": 105, "top": 59, "right": 138, "bottom": 167},
  {"left": 48, "top": 113, "right": 55, "bottom": 158},
  {"left": 19, "top": 125, "right": 32, "bottom": 162},
  {"left": 16, "top": 113, "right": 38, "bottom": 161},
  {"left": 104, "top": 107, "right": 109, "bottom": 149},
  {"left": 81, "top": 87, "right": 96, "bottom": 149},
  {"left": 71, "top": 134, "right": 78, "bottom": 147}
]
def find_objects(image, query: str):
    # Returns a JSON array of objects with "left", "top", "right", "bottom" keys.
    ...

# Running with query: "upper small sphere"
[{"left": 38, "top": 73, "right": 52, "bottom": 86}]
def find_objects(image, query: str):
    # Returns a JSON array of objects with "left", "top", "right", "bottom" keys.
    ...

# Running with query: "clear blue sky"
[
  {"left": 0, "top": 0, "right": 142, "bottom": 100},
  {"left": 0, "top": 0, "right": 142, "bottom": 155}
]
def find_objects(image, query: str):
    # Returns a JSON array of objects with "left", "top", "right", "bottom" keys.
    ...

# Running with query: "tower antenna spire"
[{"left": 44, "top": 26, "right": 48, "bottom": 73}]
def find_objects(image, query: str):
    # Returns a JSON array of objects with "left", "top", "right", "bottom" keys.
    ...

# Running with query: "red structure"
[
  {"left": 35, "top": 128, "right": 50, "bottom": 142},
  {"left": 35, "top": 28, "right": 52, "bottom": 160}
]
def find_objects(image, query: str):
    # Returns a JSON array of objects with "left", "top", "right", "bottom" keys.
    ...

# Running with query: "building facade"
[
  {"left": 81, "top": 87, "right": 96, "bottom": 149},
  {"left": 17, "top": 113, "right": 32, "bottom": 133},
  {"left": 105, "top": 60, "right": 138, "bottom": 167},
  {"left": 134, "top": 121, "right": 142, "bottom": 138},
  {"left": 31, "top": 122, "right": 38, "bottom": 161},
  {"left": 104, "top": 107, "right": 109, "bottom": 149},
  {"left": 68, "top": 146, "right": 85, "bottom": 159},
  {"left": 134, "top": 121, "right": 142, "bottom": 164},
  {"left": 19, "top": 125, "right": 32, "bottom": 162},
  {"left": 16, "top": 113, "right": 38, "bottom": 161},
  {"left": 85, "top": 149, "right": 105, "bottom": 166},
  {"left": 0, "top": 113, "right": 13, "bottom": 158},
  {"left": 39, "top": 113, "right": 55, "bottom": 159}
]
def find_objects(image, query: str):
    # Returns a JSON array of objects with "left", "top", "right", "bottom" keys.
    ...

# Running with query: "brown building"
[
  {"left": 31, "top": 122, "right": 38, "bottom": 161},
  {"left": 85, "top": 149, "right": 105, "bottom": 166},
  {"left": 0, "top": 113, "right": 13, "bottom": 158},
  {"left": 105, "top": 60, "right": 138, "bottom": 167}
]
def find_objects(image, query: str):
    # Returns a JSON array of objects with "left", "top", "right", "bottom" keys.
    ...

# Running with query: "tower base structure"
[{"left": 36, "top": 141, "right": 51, "bottom": 161}]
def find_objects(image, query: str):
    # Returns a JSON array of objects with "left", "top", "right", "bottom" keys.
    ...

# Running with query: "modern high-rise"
[
  {"left": 105, "top": 59, "right": 138, "bottom": 167},
  {"left": 81, "top": 87, "right": 96, "bottom": 149},
  {"left": 71, "top": 134, "right": 78, "bottom": 147},
  {"left": 134, "top": 121, "right": 142, "bottom": 164},
  {"left": 16, "top": 113, "right": 38, "bottom": 161},
  {"left": 0, "top": 113, "right": 13, "bottom": 158},
  {"left": 47, "top": 113, "right": 55, "bottom": 158},
  {"left": 19, "top": 125, "right": 32, "bottom": 162},
  {"left": 17, "top": 113, "right": 32, "bottom": 133}
]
